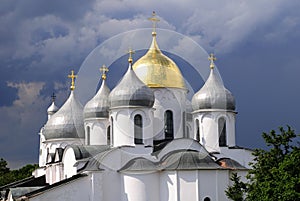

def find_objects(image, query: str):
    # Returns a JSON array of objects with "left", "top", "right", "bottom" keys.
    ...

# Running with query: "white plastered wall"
[
  {"left": 152, "top": 88, "right": 188, "bottom": 140},
  {"left": 84, "top": 118, "right": 109, "bottom": 145},
  {"left": 110, "top": 107, "right": 154, "bottom": 147},
  {"left": 122, "top": 173, "right": 160, "bottom": 201},
  {"left": 193, "top": 110, "right": 236, "bottom": 153}
]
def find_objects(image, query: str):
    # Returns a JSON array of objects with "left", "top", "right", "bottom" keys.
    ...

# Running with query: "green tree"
[
  {"left": 0, "top": 158, "right": 9, "bottom": 174},
  {"left": 226, "top": 126, "right": 300, "bottom": 201},
  {"left": 0, "top": 158, "right": 38, "bottom": 186}
]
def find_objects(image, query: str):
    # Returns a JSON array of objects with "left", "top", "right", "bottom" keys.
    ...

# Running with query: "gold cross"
[
  {"left": 128, "top": 48, "right": 135, "bottom": 63},
  {"left": 148, "top": 11, "right": 160, "bottom": 33},
  {"left": 51, "top": 93, "right": 56, "bottom": 102},
  {"left": 208, "top": 53, "right": 217, "bottom": 69},
  {"left": 68, "top": 70, "right": 77, "bottom": 91},
  {"left": 100, "top": 64, "right": 109, "bottom": 80}
]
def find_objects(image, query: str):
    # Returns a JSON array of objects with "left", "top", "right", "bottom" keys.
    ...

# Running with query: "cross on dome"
[
  {"left": 128, "top": 48, "right": 135, "bottom": 64},
  {"left": 100, "top": 65, "right": 109, "bottom": 80},
  {"left": 68, "top": 70, "right": 77, "bottom": 91},
  {"left": 208, "top": 53, "right": 217, "bottom": 69},
  {"left": 51, "top": 93, "right": 56, "bottom": 102},
  {"left": 148, "top": 11, "right": 160, "bottom": 35}
]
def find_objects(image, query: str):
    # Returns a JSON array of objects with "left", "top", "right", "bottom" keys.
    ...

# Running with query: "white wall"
[
  {"left": 84, "top": 119, "right": 109, "bottom": 145},
  {"left": 152, "top": 88, "right": 188, "bottom": 141},
  {"left": 62, "top": 148, "right": 77, "bottom": 179},
  {"left": 122, "top": 173, "right": 160, "bottom": 201},
  {"left": 110, "top": 107, "right": 154, "bottom": 147},
  {"left": 193, "top": 110, "right": 236, "bottom": 153}
]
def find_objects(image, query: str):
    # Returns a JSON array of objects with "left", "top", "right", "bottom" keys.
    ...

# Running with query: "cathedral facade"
[{"left": 1, "top": 16, "right": 253, "bottom": 201}]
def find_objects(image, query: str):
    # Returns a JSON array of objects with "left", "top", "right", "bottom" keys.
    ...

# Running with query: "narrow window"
[
  {"left": 86, "top": 126, "right": 90, "bottom": 145},
  {"left": 111, "top": 117, "right": 114, "bottom": 145},
  {"left": 134, "top": 114, "right": 143, "bottom": 144},
  {"left": 218, "top": 118, "right": 226, "bottom": 147},
  {"left": 107, "top": 126, "right": 111, "bottom": 145},
  {"left": 164, "top": 110, "right": 174, "bottom": 140},
  {"left": 196, "top": 119, "right": 200, "bottom": 141},
  {"left": 186, "top": 126, "right": 190, "bottom": 138}
]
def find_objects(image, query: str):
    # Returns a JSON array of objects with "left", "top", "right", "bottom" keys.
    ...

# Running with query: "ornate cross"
[
  {"left": 51, "top": 93, "right": 56, "bottom": 102},
  {"left": 208, "top": 53, "right": 217, "bottom": 69},
  {"left": 68, "top": 70, "right": 77, "bottom": 91},
  {"left": 148, "top": 11, "right": 160, "bottom": 33},
  {"left": 100, "top": 64, "right": 109, "bottom": 80}
]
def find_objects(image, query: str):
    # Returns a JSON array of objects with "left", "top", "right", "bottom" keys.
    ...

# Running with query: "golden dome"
[{"left": 132, "top": 33, "right": 186, "bottom": 89}]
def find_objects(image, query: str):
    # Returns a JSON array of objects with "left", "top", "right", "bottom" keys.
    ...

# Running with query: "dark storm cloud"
[{"left": 1, "top": 0, "right": 300, "bottom": 168}]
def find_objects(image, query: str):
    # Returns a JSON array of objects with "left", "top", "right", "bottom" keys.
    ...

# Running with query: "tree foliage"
[
  {"left": 226, "top": 126, "right": 300, "bottom": 201},
  {"left": 0, "top": 158, "right": 38, "bottom": 186}
]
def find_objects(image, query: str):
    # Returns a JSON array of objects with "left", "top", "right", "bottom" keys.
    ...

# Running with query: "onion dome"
[
  {"left": 84, "top": 65, "right": 110, "bottom": 119},
  {"left": 43, "top": 70, "right": 84, "bottom": 140},
  {"left": 192, "top": 54, "right": 235, "bottom": 111},
  {"left": 132, "top": 12, "right": 185, "bottom": 89},
  {"left": 109, "top": 51, "right": 155, "bottom": 108},
  {"left": 47, "top": 93, "right": 58, "bottom": 118}
]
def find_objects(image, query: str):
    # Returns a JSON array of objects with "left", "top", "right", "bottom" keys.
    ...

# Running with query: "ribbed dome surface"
[
  {"left": 133, "top": 33, "right": 185, "bottom": 89},
  {"left": 109, "top": 64, "right": 155, "bottom": 108},
  {"left": 84, "top": 80, "right": 110, "bottom": 119},
  {"left": 192, "top": 68, "right": 235, "bottom": 111},
  {"left": 43, "top": 91, "right": 84, "bottom": 140}
]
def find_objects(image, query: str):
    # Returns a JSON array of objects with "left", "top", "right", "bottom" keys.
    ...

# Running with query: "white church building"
[{"left": 1, "top": 14, "right": 253, "bottom": 201}]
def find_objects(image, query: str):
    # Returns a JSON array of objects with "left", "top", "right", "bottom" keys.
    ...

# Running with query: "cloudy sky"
[{"left": 1, "top": 0, "right": 300, "bottom": 169}]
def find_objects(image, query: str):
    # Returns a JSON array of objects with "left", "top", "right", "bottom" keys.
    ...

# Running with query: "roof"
[
  {"left": 216, "top": 158, "right": 248, "bottom": 170},
  {"left": 119, "top": 149, "right": 225, "bottom": 173},
  {"left": 0, "top": 175, "right": 46, "bottom": 190},
  {"left": 9, "top": 187, "right": 43, "bottom": 199},
  {"left": 69, "top": 145, "right": 111, "bottom": 160},
  {"left": 159, "top": 150, "right": 223, "bottom": 170},
  {"left": 119, "top": 157, "right": 157, "bottom": 172},
  {"left": 22, "top": 174, "right": 87, "bottom": 199},
  {"left": 0, "top": 175, "right": 47, "bottom": 201}
]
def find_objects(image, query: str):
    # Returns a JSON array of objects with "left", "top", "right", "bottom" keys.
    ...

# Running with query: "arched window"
[
  {"left": 134, "top": 114, "right": 143, "bottom": 144},
  {"left": 86, "top": 126, "right": 90, "bottom": 145},
  {"left": 196, "top": 119, "right": 200, "bottom": 141},
  {"left": 107, "top": 126, "right": 111, "bottom": 145},
  {"left": 111, "top": 117, "right": 114, "bottom": 145},
  {"left": 218, "top": 118, "right": 227, "bottom": 147},
  {"left": 164, "top": 110, "right": 174, "bottom": 140},
  {"left": 204, "top": 197, "right": 211, "bottom": 201}
]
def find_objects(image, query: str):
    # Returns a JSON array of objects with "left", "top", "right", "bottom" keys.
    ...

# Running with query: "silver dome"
[
  {"left": 43, "top": 91, "right": 84, "bottom": 140},
  {"left": 84, "top": 79, "right": 110, "bottom": 119},
  {"left": 109, "top": 64, "right": 155, "bottom": 108},
  {"left": 192, "top": 68, "right": 235, "bottom": 111},
  {"left": 47, "top": 101, "right": 58, "bottom": 115}
]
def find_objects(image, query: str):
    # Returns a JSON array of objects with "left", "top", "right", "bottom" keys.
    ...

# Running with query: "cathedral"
[{"left": 1, "top": 14, "right": 253, "bottom": 201}]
